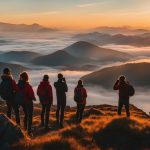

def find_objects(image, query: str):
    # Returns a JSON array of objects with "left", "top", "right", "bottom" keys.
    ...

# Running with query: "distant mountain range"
[
  {"left": 0, "top": 51, "right": 42, "bottom": 63},
  {"left": 82, "top": 62, "right": 150, "bottom": 88},
  {"left": 32, "top": 41, "right": 131, "bottom": 69},
  {"left": 73, "top": 32, "right": 150, "bottom": 47},
  {"left": 0, "top": 22, "right": 58, "bottom": 32},
  {"left": 91, "top": 26, "right": 149, "bottom": 34}
]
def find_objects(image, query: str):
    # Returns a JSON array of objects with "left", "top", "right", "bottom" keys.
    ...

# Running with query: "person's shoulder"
[
  {"left": 26, "top": 82, "right": 32, "bottom": 88},
  {"left": 82, "top": 87, "right": 87, "bottom": 91}
]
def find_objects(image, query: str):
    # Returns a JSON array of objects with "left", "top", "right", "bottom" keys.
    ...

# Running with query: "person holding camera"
[
  {"left": 54, "top": 73, "right": 68, "bottom": 128},
  {"left": 113, "top": 75, "right": 134, "bottom": 117}
]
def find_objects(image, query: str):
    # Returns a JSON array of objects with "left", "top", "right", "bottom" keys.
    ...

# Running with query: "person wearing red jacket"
[
  {"left": 37, "top": 75, "right": 53, "bottom": 130},
  {"left": 0, "top": 68, "right": 19, "bottom": 124},
  {"left": 113, "top": 75, "right": 130, "bottom": 117},
  {"left": 74, "top": 80, "right": 87, "bottom": 123},
  {"left": 17, "top": 72, "right": 36, "bottom": 135}
]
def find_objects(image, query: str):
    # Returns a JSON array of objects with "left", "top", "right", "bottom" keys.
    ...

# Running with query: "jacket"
[
  {"left": 74, "top": 86, "right": 87, "bottom": 104},
  {"left": 113, "top": 80, "right": 129, "bottom": 100},
  {"left": 17, "top": 80, "right": 36, "bottom": 104},
  {"left": 37, "top": 81, "right": 53, "bottom": 104},
  {"left": 1, "top": 74, "right": 18, "bottom": 97},
  {"left": 54, "top": 79, "right": 68, "bottom": 102}
]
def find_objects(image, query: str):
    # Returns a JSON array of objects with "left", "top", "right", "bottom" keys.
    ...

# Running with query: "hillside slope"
[
  {"left": 82, "top": 62, "right": 150, "bottom": 88},
  {"left": 0, "top": 101, "right": 149, "bottom": 150}
]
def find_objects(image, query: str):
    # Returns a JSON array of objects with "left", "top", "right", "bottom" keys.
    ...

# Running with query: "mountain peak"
[{"left": 68, "top": 41, "right": 99, "bottom": 49}]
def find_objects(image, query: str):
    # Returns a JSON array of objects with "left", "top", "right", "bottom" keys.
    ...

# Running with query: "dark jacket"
[
  {"left": 74, "top": 85, "right": 87, "bottom": 104},
  {"left": 17, "top": 80, "right": 36, "bottom": 104},
  {"left": 54, "top": 79, "right": 68, "bottom": 102},
  {"left": 37, "top": 81, "right": 53, "bottom": 104},
  {"left": 1, "top": 74, "right": 18, "bottom": 99},
  {"left": 113, "top": 80, "right": 129, "bottom": 100}
]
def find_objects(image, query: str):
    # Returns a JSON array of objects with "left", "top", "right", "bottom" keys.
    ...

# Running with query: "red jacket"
[
  {"left": 37, "top": 81, "right": 53, "bottom": 104},
  {"left": 17, "top": 80, "right": 36, "bottom": 104},
  {"left": 74, "top": 86, "right": 87, "bottom": 104}
]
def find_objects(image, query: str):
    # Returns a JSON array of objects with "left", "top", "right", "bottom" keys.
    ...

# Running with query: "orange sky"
[{"left": 0, "top": 0, "right": 150, "bottom": 29}]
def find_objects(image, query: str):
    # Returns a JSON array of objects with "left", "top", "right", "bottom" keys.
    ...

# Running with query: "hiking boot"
[
  {"left": 45, "top": 126, "right": 52, "bottom": 131},
  {"left": 59, "top": 122, "right": 64, "bottom": 128},
  {"left": 40, "top": 122, "right": 44, "bottom": 127}
]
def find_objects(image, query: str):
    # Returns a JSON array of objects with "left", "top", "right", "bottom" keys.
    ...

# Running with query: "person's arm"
[
  {"left": 48, "top": 85, "right": 53, "bottom": 103},
  {"left": 83, "top": 88, "right": 87, "bottom": 98},
  {"left": 37, "top": 85, "right": 40, "bottom": 96},
  {"left": 113, "top": 80, "right": 119, "bottom": 90},
  {"left": 12, "top": 80, "right": 18, "bottom": 93},
  {"left": 63, "top": 78, "right": 68, "bottom": 92},
  {"left": 28, "top": 84, "right": 36, "bottom": 101}
]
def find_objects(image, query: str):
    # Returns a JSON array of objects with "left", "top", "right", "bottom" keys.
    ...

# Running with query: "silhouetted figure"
[
  {"left": 113, "top": 75, "right": 134, "bottom": 117},
  {"left": 0, "top": 68, "right": 20, "bottom": 124},
  {"left": 54, "top": 73, "right": 68, "bottom": 128},
  {"left": 16, "top": 72, "right": 36, "bottom": 135},
  {"left": 37, "top": 75, "right": 53, "bottom": 130},
  {"left": 74, "top": 80, "right": 87, "bottom": 123}
]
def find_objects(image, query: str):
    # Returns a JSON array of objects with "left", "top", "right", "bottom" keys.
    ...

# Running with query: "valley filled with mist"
[{"left": 0, "top": 23, "right": 150, "bottom": 113}]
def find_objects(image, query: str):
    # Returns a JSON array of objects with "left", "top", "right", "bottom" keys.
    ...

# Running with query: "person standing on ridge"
[
  {"left": 37, "top": 75, "right": 53, "bottom": 130},
  {"left": 0, "top": 68, "right": 20, "bottom": 125},
  {"left": 113, "top": 75, "right": 135, "bottom": 117},
  {"left": 54, "top": 73, "right": 68, "bottom": 128},
  {"left": 74, "top": 80, "right": 87, "bottom": 123},
  {"left": 16, "top": 72, "right": 36, "bottom": 136}
]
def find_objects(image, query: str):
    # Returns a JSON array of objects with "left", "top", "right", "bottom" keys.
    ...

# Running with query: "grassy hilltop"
[{"left": 0, "top": 101, "right": 150, "bottom": 150}]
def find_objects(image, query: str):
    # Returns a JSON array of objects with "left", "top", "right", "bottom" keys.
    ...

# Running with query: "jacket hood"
[
  {"left": 76, "top": 85, "right": 84, "bottom": 88},
  {"left": 1, "top": 74, "right": 13, "bottom": 81},
  {"left": 40, "top": 81, "right": 50, "bottom": 86},
  {"left": 18, "top": 80, "right": 26, "bottom": 89}
]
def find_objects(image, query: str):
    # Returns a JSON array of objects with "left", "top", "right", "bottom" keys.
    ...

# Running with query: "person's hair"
[
  {"left": 78, "top": 80, "right": 83, "bottom": 86},
  {"left": 119, "top": 75, "right": 126, "bottom": 81},
  {"left": 43, "top": 74, "right": 49, "bottom": 81},
  {"left": 20, "top": 72, "right": 29, "bottom": 82},
  {"left": 3, "top": 68, "right": 11, "bottom": 75},
  {"left": 58, "top": 73, "right": 63, "bottom": 79}
]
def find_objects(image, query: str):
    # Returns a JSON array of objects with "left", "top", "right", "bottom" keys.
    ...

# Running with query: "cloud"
[
  {"left": 78, "top": 2, "right": 106, "bottom": 8},
  {"left": 15, "top": 11, "right": 60, "bottom": 17}
]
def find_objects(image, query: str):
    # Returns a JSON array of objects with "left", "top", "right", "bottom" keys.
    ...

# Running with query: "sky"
[{"left": 0, "top": 0, "right": 150, "bottom": 29}]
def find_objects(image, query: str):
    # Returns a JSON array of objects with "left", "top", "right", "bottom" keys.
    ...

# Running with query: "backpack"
[
  {"left": 74, "top": 88, "right": 83, "bottom": 103},
  {"left": 15, "top": 90, "right": 25, "bottom": 105},
  {"left": 37, "top": 85, "right": 48, "bottom": 102},
  {"left": 128, "top": 84, "right": 135, "bottom": 96},
  {"left": 0, "top": 79, "right": 14, "bottom": 100}
]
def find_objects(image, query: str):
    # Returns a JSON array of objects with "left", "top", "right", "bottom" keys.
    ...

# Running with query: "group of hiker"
[
  {"left": 0, "top": 67, "right": 134, "bottom": 136},
  {"left": 0, "top": 68, "right": 88, "bottom": 135}
]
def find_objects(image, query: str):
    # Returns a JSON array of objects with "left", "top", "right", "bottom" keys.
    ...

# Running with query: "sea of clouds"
[{"left": 0, "top": 32, "right": 150, "bottom": 114}]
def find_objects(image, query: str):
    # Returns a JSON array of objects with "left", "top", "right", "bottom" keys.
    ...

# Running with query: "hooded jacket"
[
  {"left": 54, "top": 79, "right": 68, "bottom": 102},
  {"left": 37, "top": 81, "right": 53, "bottom": 104},
  {"left": 74, "top": 85, "right": 87, "bottom": 104},
  {"left": 1, "top": 74, "right": 18, "bottom": 96},
  {"left": 17, "top": 80, "right": 36, "bottom": 104}
]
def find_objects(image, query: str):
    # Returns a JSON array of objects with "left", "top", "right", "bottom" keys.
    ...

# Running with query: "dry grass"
[{"left": 0, "top": 102, "right": 150, "bottom": 150}]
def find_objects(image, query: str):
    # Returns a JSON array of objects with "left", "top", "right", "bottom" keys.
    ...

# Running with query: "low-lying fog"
[
  {"left": 28, "top": 67, "right": 150, "bottom": 114},
  {"left": 0, "top": 32, "right": 150, "bottom": 114}
]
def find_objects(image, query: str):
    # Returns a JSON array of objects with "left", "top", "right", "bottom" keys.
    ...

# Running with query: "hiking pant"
[
  {"left": 56, "top": 100, "right": 66, "bottom": 124},
  {"left": 6, "top": 100, "right": 20, "bottom": 124},
  {"left": 21, "top": 102, "right": 33, "bottom": 133},
  {"left": 76, "top": 104, "right": 85, "bottom": 122},
  {"left": 118, "top": 99, "right": 130, "bottom": 117},
  {"left": 41, "top": 104, "right": 51, "bottom": 127}
]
